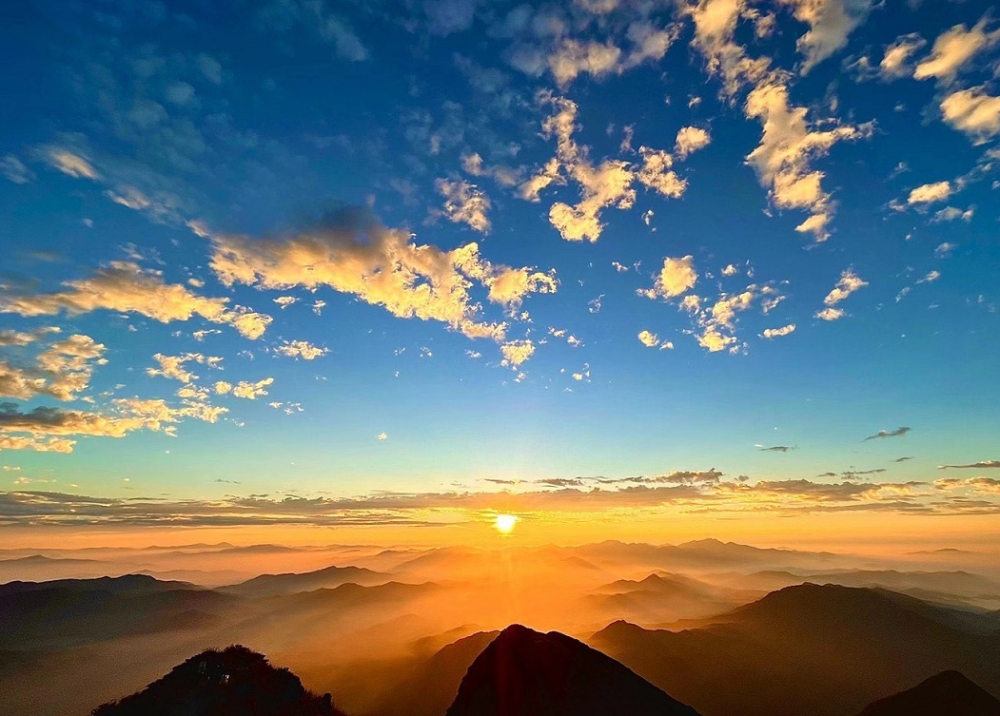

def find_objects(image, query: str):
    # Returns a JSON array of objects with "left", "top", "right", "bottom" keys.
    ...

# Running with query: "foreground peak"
[
  {"left": 89, "top": 645, "right": 341, "bottom": 716},
  {"left": 446, "top": 624, "right": 701, "bottom": 716},
  {"left": 855, "top": 670, "right": 1000, "bottom": 716}
]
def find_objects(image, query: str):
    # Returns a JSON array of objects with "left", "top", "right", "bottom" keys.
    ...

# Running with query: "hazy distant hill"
[
  {"left": 584, "top": 573, "right": 744, "bottom": 623},
  {"left": 854, "top": 671, "right": 1000, "bottom": 716},
  {"left": 89, "top": 645, "right": 342, "bottom": 716},
  {"left": 574, "top": 538, "right": 853, "bottom": 572},
  {"left": 725, "top": 569, "right": 1000, "bottom": 608},
  {"left": 592, "top": 583, "right": 1000, "bottom": 716},
  {"left": 221, "top": 564, "right": 388, "bottom": 598},
  {"left": 445, "top": 624, "right": 701, "bottom": 716},
  {"left": 0, "top": 575, "right": 237, "bottom": 650}
]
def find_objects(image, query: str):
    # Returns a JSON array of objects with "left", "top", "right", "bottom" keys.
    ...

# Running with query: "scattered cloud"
[
  {"left": 639, "top": 256, "right": 698, "bottom": 300},
  {"left": 816, "top": 268, "right": 867, "bottom": 320},
  {"left": 674, "top": 126, "right": 712, "bottom": 159},
  {"left": 638, "top": 330, "right": 661, "bottom": 348},
  {"left": 230, "top": 378, "right": 274, "bottom": 400},
  {"left": 274, "top": 340, "right": 328, "bottom": 360},
  {"left": 435, "top": 178, "right": 492, "bottom": 233},
  {"left": 519, "top": 94, "right": 689, "bottom": 242},
  {"left": 940, "top": 87, "right": 1000, "bottom": 143},
  {"left": 913, "top": 19, "right": 1000, "bottom": 84},
  {"left": 206, "top": 208, "right": 554, "bottom": 362},
  {"left": 0, "top": 331, "right": 106, "bottom": 402},
  {"left": 44, "top": 147, "right": 100, "bottom": 180},
  {"left": 907, "top": 181, "right": 953, "bottom": 204},
  {"left": 863, "top": 426, "right": 911, "bottom": 441},
  {"left": 938, "top": 460, "right": 1000, "bottom": 470},
  {"left": 0, "top": 261, "right": 272, "bottom": 340},
  {"left": 761, "top": 324, "right": 795, "bottom": 339},
  {"left": 1, "top": 154, "right": 34, "bottom": 184}
]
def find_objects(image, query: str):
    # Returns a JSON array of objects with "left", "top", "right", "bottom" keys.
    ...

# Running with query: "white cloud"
[
  {"left": 231, "top": 378, "right": 274, "bottom": 400},
  {"left": 45, "top": 148, "right": 100, "bottom": 180},
  {"left": 778, "top": 0, "right": 873, "bottom": 73},
  {"left": 816, "top": 268, "right": 866, "bottom": 320},
  {"left": 762, "top": 324, "right": 796, "bottom": 338},
  {"left": 933, "top": 206, "right": 974, "bottom": 223},
  {"left": 0, "top": 262, "right": 271, "bottom": 340},
  {"left": 880, "top": 33, "right": 926, "bottom": 78},
  {"left": 274, "top": 340, "right": 328, "bottom": 360},
  {"left": 435, "top": 178, "right": 492, "bottom": 233},
  {"left": 500, "top": 339, "right": 535, "bottom": 368},
  {"left": 273, "top": 296, "right": 298, "bottom": 309},
  {"left": 206, "top": 210, "right": 555, "bottom": 360},
  {"left": 638, "top": 330, "right": 660, "bottom": 348},
  {"left": 520, "top": 95, "right": 690, "bottom": 242},
  {"left": 940, "top": 87, "right": 1000, "bottom": 143},
  {"left": 907, "top": 181, "right": 953, "bottom": 204},
  {"left": 147, "top": 353, "right": 222, "bottom": 383},
  {"left": 745, "top": 82, "right": 870, "bottom": 241},
  {"left": 913, "top": 19, "right": 1000, "bottom": 84},
  {"left": 639, "top": 256, "right": 698, "bottom": 300},
  {"left": 823, "top": 268, "right": 868, "bottom": 306},
  {"left": 815, "top": 307, "right": 845, "bottom": 321},
  {"left": 0, "top": 333, "right": 106, "bottom": 402}
]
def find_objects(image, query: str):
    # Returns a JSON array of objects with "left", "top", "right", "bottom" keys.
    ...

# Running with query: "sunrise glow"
[{"left": 494, "top": 514, "right": 518, "bottom": 534}]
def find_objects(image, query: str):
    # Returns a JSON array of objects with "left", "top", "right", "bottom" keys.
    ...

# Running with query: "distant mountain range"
[
  {"left": 2, "top": 543, "right": 1000, "bottom": 716},
  {"left": 591, "top": 583, "right": 1000, "bottom": 716}
]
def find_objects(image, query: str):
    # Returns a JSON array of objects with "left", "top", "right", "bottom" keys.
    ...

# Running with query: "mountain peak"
[
  {"left": 445, "top": 624, "right": 701, "bottom": 716},
  {"left": 855, "top": 670, "right": 1000, "bottom": 716},
  {"left": 89, "top": 645, "right": 342, "bottom": 716}
]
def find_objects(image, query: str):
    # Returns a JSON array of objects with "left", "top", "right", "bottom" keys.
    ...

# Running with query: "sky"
[{"left": 0, "top": 0, "right": 999, "bottom": 547}]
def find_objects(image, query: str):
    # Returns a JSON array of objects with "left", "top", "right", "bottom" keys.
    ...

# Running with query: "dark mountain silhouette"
[
  {"left": 222, "top": 564, "right": 387, "bottom": 598},
  {"left": 89, "top": 645, "right": 342, "bottom": 716},
  {"left": 592, "top": 583, "right": 1000, "bottom": 716},
  {"left": 0, "top": 573, "right": 197, "bottom": 596},
  {"left": 445, "top": 624, "right": 701, "bottom": 716},
  {"left": 0, "top": 575, "right": 237, "bottom": 650},
  {"left": 372, "top": 630, "right": 501, "bottom": 716},
  {"left": 854, "top": 671, "right": 1000, "bottom": 716}
]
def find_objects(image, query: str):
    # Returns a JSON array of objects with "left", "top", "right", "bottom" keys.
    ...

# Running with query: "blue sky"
[{"left": 1, "top": 0, "right": 999, "bottom": 534}]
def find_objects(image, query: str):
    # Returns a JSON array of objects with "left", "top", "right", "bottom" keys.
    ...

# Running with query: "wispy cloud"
[
  {"left": 863, "top": 426, "right": 911, "bottom": 441},
  {"left": 938, "top": 460, "right": 1000, "bottom": 470}
]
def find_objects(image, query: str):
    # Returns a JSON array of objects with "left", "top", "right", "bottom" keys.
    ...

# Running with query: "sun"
[{"left": 494, "top": 513, "right": 518, "bottom": 534}]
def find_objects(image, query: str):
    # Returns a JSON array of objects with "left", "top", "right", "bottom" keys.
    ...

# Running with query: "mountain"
[
  {"left": 585, "top": 572, "right": 744, "bottom": 623},
  {"left": 573, "top": 539, "right": 853, "bottom": 572},
  {"left": 592, "top": 583, "right": 1000, "bottom": 716},
  {"left": 728, "top": 569, "right": 1000, "bottom": 607},
  {"left": 372, "top": 629, "right": 501, "bottom": 716},
  {"left": 222, "top": 564, "right": 388, "bottom": 598},
  {"left": 89, "top": 645, "right": 343, "bottom": 716},
  {"left": 855, "top": 671, "right": 1000, "bottom": 716},
  {"left": 0, "top": 575, "right": 237, "bottom": 650},
  {"left": 445, "top": 624, "right": 701, "bottom": 716},
  {"left": 0, "top": 573, "right": 196, "bottom": 596}
]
